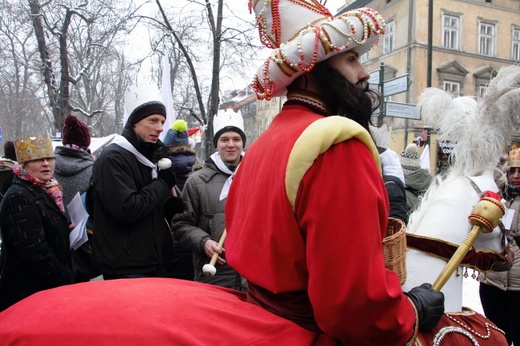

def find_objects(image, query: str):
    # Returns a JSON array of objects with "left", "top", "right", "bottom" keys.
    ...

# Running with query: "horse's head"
[
  {"left": 403, "top": 168, "right": 506, "bottom": 313},
  {"left": 403, "top": 67, "right": 520, "bottom": 312}
]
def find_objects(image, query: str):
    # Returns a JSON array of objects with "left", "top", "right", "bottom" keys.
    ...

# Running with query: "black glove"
[
  {"left": 157, "top": 168, "right": 176, "bottom": 189},
  {"left": 152, "top": 143, "right": 171, "bottom": 162},
  {"left": 164, "top": 197, "right": 184, "bottom": 222},
  {"left": 405, "top": 283, "right": 445, "bottom": 332}
]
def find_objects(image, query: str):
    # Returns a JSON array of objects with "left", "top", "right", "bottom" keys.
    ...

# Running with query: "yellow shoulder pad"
[{"left": 285, "top": 116, "right": 381, "bottom": 210}]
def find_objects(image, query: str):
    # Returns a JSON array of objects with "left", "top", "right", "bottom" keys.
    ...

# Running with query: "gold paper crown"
[
  {"left": 14, "top": 135, "right": 55, "bottom": 164},
  {"left": 508, "top": 145, "right": 520, "bottom": 168}
]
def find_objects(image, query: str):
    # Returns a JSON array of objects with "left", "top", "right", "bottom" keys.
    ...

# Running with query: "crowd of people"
[
  {"left": 0, "top": 81, "right": 251, "bottom": 308},
  {"left": 0, "top": 1, "right": 517, "bottom": 344}
]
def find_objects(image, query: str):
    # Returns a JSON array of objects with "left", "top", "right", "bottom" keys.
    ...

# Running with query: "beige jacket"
[{"left": 482, "top": 196, "right": 520, "bottom": 291}]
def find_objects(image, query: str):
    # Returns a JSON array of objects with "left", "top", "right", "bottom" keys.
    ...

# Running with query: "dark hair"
[
  {"left": 3, "top": 141, "right": 16, "bottom": 161},
  {"left": 309, "top": 61, "right": 381, "bottom": 132}
]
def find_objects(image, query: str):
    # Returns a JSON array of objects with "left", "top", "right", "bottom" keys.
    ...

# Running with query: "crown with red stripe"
[{"left": 249, "top": 0, "right": 385, "bottom": 100}]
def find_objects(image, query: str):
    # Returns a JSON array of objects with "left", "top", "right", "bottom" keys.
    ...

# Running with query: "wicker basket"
[{"left": 383, "top": 218, "right": 407, "bottom": 285}]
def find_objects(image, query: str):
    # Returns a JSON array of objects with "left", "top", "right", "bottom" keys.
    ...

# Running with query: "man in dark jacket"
[
  {"left": 90, "top": 84, "right": 183, "bottom": 280},
  {"left": 173, "top": 109, "right": 246, "bottom": 290}
]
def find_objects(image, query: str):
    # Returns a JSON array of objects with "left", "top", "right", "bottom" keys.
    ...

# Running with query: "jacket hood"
[
  {"left": 54, "top": 146, "right": 94, "bottom": 177},
  {"left": 405, "top": 169, "right": 433, "bottom": 193}
]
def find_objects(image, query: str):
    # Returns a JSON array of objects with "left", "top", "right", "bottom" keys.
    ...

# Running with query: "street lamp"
[{"left": 427, "top": 0, "right": 433, "bottom": 87}]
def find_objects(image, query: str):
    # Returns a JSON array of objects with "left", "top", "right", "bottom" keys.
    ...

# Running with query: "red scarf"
[{"left": 13, "top": 164, "right": 65, "bottom": 213}]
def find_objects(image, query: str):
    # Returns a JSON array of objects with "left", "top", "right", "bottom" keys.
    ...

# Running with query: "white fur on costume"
[{"left": 403, "top": 65, "right": 520, "bottom": 313}]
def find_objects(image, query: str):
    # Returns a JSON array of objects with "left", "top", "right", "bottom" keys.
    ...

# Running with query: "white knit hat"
[{"left": 400, "top": 143, "right": 422, "bottom": 174}]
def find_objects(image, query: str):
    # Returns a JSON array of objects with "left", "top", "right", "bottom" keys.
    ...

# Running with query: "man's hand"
[
  {"left": 157, "top": 168, "right": 176, "bottom": 189},
  {"left": 204, "top": 239, "right": 226, "bottom": 265},
  {"left": 405, "top": 283, "right": 445, "bottom": 332}
]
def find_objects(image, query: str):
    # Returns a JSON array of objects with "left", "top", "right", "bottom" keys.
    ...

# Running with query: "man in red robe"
[
  {"left": 0, "top": 3, "right": 444, "bottom": 346},
  {"left": 225, "top": 2, "right": 444, "bottom": 345}
]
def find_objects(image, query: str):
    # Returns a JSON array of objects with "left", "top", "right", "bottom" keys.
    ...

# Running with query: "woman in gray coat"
[{"left": 54, "top": 114, "right": 96, "bottom": 282}]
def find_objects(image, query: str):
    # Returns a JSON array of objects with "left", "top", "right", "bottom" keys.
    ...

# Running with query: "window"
[
  {"left": 513, "top": 28, "right": 520, "bottom": 61},
  {"left": 437, "top": 61, "right": 467, "bottom": 96},
  {"left": 479, "top": 22, "right": 495, "bottom": 56},
  {"left": 478, "top": 85, "right": 487, "bottom": 97},
  {"left": 383, "top": 21, "right": 395, "bottom": 54},
  {"left": 443, "top": 15, "right": 460, "bottom": 50},
  {"left": 444, "top": 81, "right": 460, "bottom": 97},
  {"left": 361, "top": 51, "right": 370, "bottom": 63}
]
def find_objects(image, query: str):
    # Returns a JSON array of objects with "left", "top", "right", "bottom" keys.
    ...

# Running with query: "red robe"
[
  {"left": 226, "top": 104, "right": 416, "bottom": 345},
  {"left": 0, "top": 104, "right": 505, "bottom": 345}
]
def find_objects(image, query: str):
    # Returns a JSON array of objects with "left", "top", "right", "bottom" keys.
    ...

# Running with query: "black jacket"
[
  {"left": 91, "top": 126, "right": 177, "bottom": 276},
  {"left": 0, "top": 159, "right": 16, "bottom": 199},
  {"left": 383, "top": 175, "right": 408, "bottom": 225},
  {"left": 0, "top": 177, "right": 74, "bottom": 310}
]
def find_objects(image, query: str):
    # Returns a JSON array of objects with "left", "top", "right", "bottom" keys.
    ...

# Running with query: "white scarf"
[
  {"left": 210, "top": 151, "right": 244, "bottom": 201},
  {"left": 113, "top": 135, "right": 158, "bottom": 179}
]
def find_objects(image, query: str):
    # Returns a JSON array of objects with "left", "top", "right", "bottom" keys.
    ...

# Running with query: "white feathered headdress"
[{"left": 416, "top": 65, "right": 520, "bottom": 176}]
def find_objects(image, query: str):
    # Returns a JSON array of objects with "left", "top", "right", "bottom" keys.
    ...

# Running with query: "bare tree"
[
  {"left": 26, "top": 0, "right": 140, "bottom": 135},
  {"left": 149, "top": 0, "right": 261, "bottom": 158},
  {"left": 0, "top": 0, "right": 47, "bottom": 140}
]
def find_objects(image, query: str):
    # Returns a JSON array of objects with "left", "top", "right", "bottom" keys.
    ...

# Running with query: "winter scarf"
[
  {"left": 13, "top": 163, "right": 65, "bottom": 213},
  {"left": 210, "top": 151, "right": 244, "bottom": 201}
]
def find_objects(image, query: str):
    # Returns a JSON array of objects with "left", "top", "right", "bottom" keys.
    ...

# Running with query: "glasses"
[
  {"left": 32, "top": 158, "right": 55, "bottom": 164},
  {"left": 509, "top": 167, "right": 520, "bottom": 174}
]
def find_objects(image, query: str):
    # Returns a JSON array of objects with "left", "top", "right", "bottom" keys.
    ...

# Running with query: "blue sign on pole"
[{"left": 0, "top": 127, "right": 2, "bottom": 143}]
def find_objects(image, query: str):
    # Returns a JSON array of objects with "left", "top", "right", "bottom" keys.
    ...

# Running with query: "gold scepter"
[{"left": 432, "top": 192, "right": 505, "bottom": 291}]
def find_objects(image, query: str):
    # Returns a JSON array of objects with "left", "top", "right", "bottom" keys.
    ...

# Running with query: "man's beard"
[{"left": 310, "top": 62, "right": 381, "bottom": 132}]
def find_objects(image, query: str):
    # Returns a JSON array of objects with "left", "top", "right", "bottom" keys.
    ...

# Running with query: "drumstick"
[
  {"left": 432, "top": 194, "right": 504, "bottom": 291},
  {"left": 202, "top": 229, "right": 227, "bottom": 276}
]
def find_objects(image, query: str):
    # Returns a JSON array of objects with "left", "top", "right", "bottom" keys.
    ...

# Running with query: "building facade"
[{"left": 341, "top": 0, "right": 519, "bottom": 170}]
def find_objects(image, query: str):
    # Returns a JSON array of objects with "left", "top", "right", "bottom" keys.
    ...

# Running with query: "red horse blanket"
[{"left": 0, "top": 278, "right": 507, "bottom": 345}]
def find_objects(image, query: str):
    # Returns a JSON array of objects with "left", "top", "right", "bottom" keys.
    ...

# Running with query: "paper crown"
[
  {"left": 508, "top": 146, "right": 520, "bottom": 168},
  {"left": 14, "top": 135, "right": 55, "bottom": 164},
  {"left": 124, "top": 84, "right": 165, "bottom": 125},
  {"left": 250, "top": 1, "right": 385, "bottom": 100},
  {"left": 213, "top": 109, "right": 246, "bottom": 146}
]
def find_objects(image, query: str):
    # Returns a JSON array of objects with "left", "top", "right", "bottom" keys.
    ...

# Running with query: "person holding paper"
[
  {"left": 0, "top": 135, "right": 74, "bottom": 311},
  {"left": 54, "top": 114, "right": 94, "bottom": 219},
  {"left": 54, "top": 114, "right": 97, "bottom": 282}
]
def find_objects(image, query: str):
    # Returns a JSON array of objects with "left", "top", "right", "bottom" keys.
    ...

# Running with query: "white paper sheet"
[{"left": 67, "top": 192, "right": 90, "bottom": 250}]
